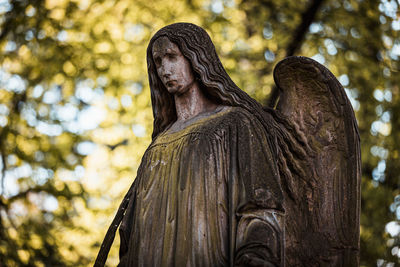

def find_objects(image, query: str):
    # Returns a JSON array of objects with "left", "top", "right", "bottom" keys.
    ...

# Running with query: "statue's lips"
[{"left": 166, "top": 80, "right": 177, "bottom": 87}]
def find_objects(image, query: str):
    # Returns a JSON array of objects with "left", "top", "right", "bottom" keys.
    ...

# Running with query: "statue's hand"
[{"left": 235, "top": 253, "right": 277, "bottom": 267}]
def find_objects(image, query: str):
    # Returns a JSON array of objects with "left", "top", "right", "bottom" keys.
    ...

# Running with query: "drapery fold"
[{"left": 117, "top": 106, "right": 284, "bottom": 266}]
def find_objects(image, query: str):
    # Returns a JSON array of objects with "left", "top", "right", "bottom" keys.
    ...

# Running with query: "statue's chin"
[
  {"left": 165, "top": 83, "right": 179, "bottom": 94},
  {"left": 167, "top": 85, "right": 191, "bottom": 96},
  {"left": 166, "top": 87, "right": 178, "bottom": 94}
]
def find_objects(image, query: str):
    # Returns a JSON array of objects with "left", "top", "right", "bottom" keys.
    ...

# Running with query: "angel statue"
[{"left": 95, "top": 23, "right": 361, "bottom": 267}]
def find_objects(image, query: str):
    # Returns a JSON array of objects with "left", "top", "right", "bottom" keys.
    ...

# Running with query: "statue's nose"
[{"left": 162, "top": 65, "right": 172, "bottom": 78}]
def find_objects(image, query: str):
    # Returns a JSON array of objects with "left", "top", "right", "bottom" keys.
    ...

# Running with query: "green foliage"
[{"left": 0, "top": 0, "right": 399, "bottom": 266}]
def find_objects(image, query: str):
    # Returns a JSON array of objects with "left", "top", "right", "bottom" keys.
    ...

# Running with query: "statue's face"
[{"left": 152, "top": 37, "right": 196, "bottom": 96}]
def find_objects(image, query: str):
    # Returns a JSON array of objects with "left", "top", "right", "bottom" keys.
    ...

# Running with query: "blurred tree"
[{"left": 0, "top": 0, "right": 398, "bottom": 266}]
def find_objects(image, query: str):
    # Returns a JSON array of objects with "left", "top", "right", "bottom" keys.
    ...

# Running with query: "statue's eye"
[
  {"left": 154, "top": 56, "right": 161, "bottom": 66},
  {"left": 166, "top": 53, "right": 176, "bottom": 60}
]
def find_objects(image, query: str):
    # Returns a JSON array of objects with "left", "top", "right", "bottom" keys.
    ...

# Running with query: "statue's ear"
[{"left": 273, "top": 56, "right": 361, "bottom": 265}]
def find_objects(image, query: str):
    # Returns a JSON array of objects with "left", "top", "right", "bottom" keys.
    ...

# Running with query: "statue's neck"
[{"left": 174, "top": 82, "right": 217, "bottom": 122}]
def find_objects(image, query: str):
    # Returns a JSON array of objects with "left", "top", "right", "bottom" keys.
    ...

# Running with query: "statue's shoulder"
[
  {"left": 219, "top": 106, "right": 255, "bottom": 120},
  {"left": 211, "top": 106, "right": 264, "bottom": 133}
]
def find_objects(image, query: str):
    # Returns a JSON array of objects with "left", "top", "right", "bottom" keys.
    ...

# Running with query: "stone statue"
[{"left": 95, "top": 23, "right": 361, "bottom": 267}]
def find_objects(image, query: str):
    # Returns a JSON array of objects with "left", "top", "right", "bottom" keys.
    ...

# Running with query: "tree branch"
[
  {"left": 0, "top": 91, "right": 26, "bottom": 195},
  {"left": 285, "top": 0, "right": 325, "bottom": 57},
  {"left": 267, "top": 0, "right": 325, "bottom": 108}
]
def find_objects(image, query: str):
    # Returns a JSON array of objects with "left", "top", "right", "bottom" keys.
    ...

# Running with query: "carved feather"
[{"left": 273, "top": 56, "right": 361, "bottom": 266}]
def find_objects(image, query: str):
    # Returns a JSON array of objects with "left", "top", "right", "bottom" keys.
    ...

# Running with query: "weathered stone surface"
[
  {"left": 274, "top": 56, "right": 361, "bottom": 266},
  {"left": 95, "top": 23, "right": 360, "bottom": 267}
]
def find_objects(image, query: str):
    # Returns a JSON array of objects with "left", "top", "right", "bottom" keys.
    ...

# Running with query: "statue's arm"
[
  {"left": 232, "top": 114, "right": 284, "bottom": 267},
  {"left": 235, "top": 210, "right": 283, "bottom": 267}
]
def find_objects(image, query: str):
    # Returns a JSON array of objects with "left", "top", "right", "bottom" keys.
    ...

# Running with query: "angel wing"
[{"left": 272, "top": 56, "right": 361, "bottom": 266}]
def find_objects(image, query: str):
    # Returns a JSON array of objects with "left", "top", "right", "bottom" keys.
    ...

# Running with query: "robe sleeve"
[
  {"left": 232, "top": 112, "right": 284, "bottom": 267},
  {"left": 118, "top": 180, "right": 137, "bottom": 267}
]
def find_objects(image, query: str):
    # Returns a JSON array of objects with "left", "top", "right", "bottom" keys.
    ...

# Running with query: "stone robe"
[{"left": 118, "top": 106, "right": 284, "bottom": 266}]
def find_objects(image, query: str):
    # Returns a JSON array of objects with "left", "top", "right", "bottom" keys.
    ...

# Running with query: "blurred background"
[{"left": 0, "top": 0, "right": 399, "bottom": 266}]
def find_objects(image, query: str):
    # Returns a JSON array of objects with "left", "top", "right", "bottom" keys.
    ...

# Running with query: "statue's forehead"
[{"left": 152, "top": 36, "right": 179, "bottom": 55}]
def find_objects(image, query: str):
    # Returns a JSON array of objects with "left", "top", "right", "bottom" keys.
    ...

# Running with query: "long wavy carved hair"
[{"left": 147, "top": 23, "right": 307, "bottom": 184}]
